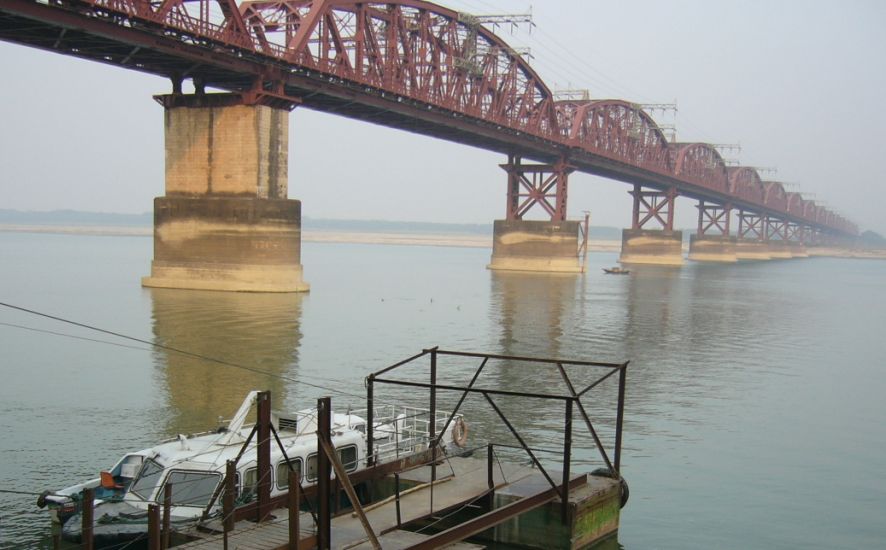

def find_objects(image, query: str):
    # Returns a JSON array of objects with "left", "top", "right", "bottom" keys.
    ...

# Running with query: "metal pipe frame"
[{"left": 370, "top": 348, "right": 630, "bottom": 503}]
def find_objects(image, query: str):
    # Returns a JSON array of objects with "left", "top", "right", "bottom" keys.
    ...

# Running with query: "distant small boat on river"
[{"left": 603, "top": 267, "right": 630, "bottom": 275}]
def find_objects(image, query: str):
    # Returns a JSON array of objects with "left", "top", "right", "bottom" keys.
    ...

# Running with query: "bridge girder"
[{"left": 0, "top": 0, "right": 857, "bottom": 237}]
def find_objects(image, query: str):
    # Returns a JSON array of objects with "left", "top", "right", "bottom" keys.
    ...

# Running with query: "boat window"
[
  {"left": 304, "top": 446, "right": 357, "bottom": 482},
  {"left": 240, "top": 468, "right": 257, "bottom": 501},
  {"left": 275, "top": 458, "right": 303, "bottom": 490},
  {"left": 130, "top": 459, "right": 165, "bottom": 500},
  {"left": 306, "top": 454, "right": 317, "bottom": 482},
  {"left": 338, "top": 445, "right": 358, "bottom": 472},
  {"left": 164, "top": 470, "right": 221, "bottom": 507}
]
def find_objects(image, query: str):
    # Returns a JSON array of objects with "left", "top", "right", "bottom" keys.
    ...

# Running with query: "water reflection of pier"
[{"left": 149, "top": 288, "right": 304, "bottom": 436}]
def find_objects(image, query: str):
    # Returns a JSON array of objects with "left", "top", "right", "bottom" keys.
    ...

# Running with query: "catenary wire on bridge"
[{"left": 449, "top": 0, "right": 744, "bottom": 147}]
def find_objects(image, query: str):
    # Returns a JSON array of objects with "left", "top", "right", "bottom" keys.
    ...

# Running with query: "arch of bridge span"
[
  {"left": 762, "top": 180, "right": 788, "bottom": 212},
  {"left": 239, "top": 0, "right": 560, "bottom": 137},
  {"left": 555, "top": 99, "right": 673, "bottom": 173},
  {"left": 786, "top": 192, "right": 805, "bottom": 217},
  {"left": 728, "top": 167, "right": 766, "bottom": 207},
  {"left": 671, "top": 143, "right": 729, "bottom": 194}
]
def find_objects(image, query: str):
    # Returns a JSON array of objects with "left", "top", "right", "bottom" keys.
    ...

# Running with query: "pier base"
[
  {"left": 483, "top": 474, "right": 620, "bottom": 550},
  {"left": 142, "top": 197, "right": 309, "bottom": 292},
  {"left": 619, "top": 229, "right": 684, "bottom": 266},
  {"left": 488, "top": 219, "right": 582, "bottom": 273},
  {"left": 766, "top": 240, "right": 793, "bottom": 259},
  {"left": 735, "top": 239, "right": 771, "bottom": 260},
  {"left": 786, "top": 241, "right": 808, "bottom": 258},
  {"left": 688, "top": 235, "right": 737, "bottom": 263}
]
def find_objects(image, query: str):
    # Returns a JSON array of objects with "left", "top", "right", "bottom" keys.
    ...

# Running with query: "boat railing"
[{"left": 351, "top": 406, "right": 458, "bottom": 463}]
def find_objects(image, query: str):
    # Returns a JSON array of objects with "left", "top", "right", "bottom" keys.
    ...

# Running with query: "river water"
[{"left": 1, "top": 231, "right": 884, "bottom": 549}]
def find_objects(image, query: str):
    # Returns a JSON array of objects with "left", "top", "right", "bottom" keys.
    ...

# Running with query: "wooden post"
[
  {"left": 223, "top": 461, "right": 235, "bottom": 533},
  {"left": 289, "top": 470, "right": 300, "bottom": 549},
  {"left": 81, "top": 488, "right": 94, "bottom": 550},
  {"left": 148, "top": 503, "right": 161, "bottom": 550},
  {"left": 318, "top": 437, "right": 381, "bottom": 550},
  {"left": 257, "top": 390, "right": 272, "bottom": 522},
  {"left": 394, "top": 473, "right": 401, "bottom": 527},
  {"left": 317, "top": 396, "right": 331, "bottom": 550},
  {"left": 162, "top": 483, "right": 172, "bottom": 549}
]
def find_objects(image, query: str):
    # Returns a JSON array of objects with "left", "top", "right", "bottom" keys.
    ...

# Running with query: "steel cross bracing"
[
  {"left": 0, "top": 0, "right": 857, "bottom": 236},
  {"left": 696, "top": 201, "right": 731, "bottom": 237}
]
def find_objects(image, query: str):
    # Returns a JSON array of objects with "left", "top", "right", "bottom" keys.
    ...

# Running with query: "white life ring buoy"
[{"left": 452, "top": 417, "right": 469, "bottom": 448}]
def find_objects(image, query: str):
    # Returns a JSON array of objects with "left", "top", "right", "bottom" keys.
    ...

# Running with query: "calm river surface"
[{"left": 1, "top": 231, "right": 885, "bottom": 549}]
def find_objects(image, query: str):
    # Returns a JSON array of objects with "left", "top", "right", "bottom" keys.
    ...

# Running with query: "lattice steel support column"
[
  {"left": 619, "top": 185, "right": 683, "bottom": 265},
  {"left": 765, "top": 217, "right": 793, "bottom": 259},
  {"left": 735, "top": 210, "right": 770, "bottom": 260},
  {"left": 490, "top": 155, "right": 582, "bottom": 273},
  {"left": 504, "top": 155, "right": 573, "bottom": 222}
]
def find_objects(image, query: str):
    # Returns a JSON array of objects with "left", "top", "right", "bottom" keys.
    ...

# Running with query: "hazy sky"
[{"left": 1, "top": 0, "right": 884, "bottom": 233}]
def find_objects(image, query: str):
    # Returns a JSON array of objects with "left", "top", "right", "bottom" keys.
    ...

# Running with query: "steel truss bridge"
[{"left": 0, "top": 0, "right": 857, "bottom": 237}]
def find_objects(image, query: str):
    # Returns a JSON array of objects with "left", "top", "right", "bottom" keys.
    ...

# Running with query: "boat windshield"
[
  {"left": 164, "top": 471, "right": 221, "bottom": 507},
  {"left": 130, "top": 458, "right": 165, "bottom": 500}
]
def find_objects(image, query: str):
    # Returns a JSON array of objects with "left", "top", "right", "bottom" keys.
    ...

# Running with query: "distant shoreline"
[
  {"left": 0, "top": 223, "right": 624, "bottom": 252},
  {"left": 4, "top": 224, "right": 882, "bottom": 258}
]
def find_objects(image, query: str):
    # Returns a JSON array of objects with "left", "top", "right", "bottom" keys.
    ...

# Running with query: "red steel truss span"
[{"left": 0, "top": 0, "right": 856, "bottom": 235}]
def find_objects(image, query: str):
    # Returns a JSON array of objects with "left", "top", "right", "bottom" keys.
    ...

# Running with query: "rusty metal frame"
[
  {"left": 631, "top": 184, "right": 677, "bottom": 231},
  {"left": 503, "top": 155, "right": 573, "bottom": 221},
  {"left": 766, "top": 216, "right": 788, "bottom": 241},
  {"left": 696, "top": 200, "right": 731, "bottom": 237},
  {"left": 367, "top": 348, "right": 628, "bottom": 527},
  {"left": 738, "top": 209, "right": 765, "bottom": 241}
]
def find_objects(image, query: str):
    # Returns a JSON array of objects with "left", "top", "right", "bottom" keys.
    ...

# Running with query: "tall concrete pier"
[{"left": 142, "top": 94, "right": 308, "bottom": 292}]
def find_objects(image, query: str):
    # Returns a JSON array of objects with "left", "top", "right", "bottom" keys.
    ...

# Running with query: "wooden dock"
[{"left": 175, "top": 456, "right": 608, "bottom": 550}]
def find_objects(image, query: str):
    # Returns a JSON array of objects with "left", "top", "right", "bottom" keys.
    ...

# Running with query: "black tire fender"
[{"left": 590, "top": 467, "right": 629, "bottom": 508}]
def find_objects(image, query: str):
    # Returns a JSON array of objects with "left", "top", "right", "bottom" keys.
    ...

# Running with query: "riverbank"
[
  {"left": 0, "top": 223, "right": 628, "bottom": 252},
  {"left": 3, "top": 224, "right": 883, "bottom": 258}
]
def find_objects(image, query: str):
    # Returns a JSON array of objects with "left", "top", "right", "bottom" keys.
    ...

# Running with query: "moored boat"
[{"left": 38, "top": 390, "right": 467, "bottom": 546}]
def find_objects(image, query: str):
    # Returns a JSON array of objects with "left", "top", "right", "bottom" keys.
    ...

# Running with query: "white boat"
[{"left": 39, "top": 390, "right": 468, "bottom": 545}]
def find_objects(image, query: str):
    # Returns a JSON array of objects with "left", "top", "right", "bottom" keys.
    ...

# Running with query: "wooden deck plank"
[{"left": 176, "top": 457, "right": 537, "bottom": 549}]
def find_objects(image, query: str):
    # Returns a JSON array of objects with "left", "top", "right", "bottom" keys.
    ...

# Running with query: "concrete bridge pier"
[
  {"left": 142, "top": 93, "right": 309, "bottom": 292},
  {"left": 735, "top": 238, "right": 772, "bottom": 260},
  {"left": 619, "top": 185, "right": 684, "bottom": 266},
  {"left": 687, "top": 201, "right": 737, "bottom": 262},
  {"left": 688, "top": 235, "right": 737, "bottom": 262},
  {"left": 488, "top": 156, "right": 584, "bottom": 273}
]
